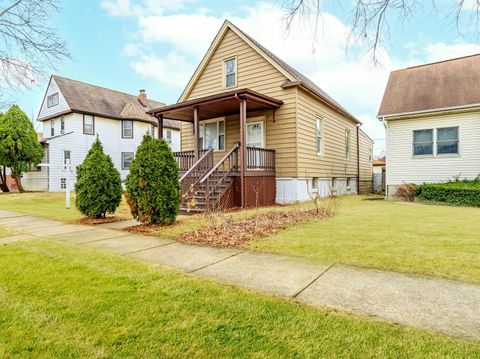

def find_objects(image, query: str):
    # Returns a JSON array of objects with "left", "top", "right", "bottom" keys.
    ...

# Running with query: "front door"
[{"left": 246, "top": 121, "right": 264, "bottom": 169}]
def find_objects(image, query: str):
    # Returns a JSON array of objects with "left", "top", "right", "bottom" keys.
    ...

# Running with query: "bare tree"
[
  {"left": 0, "top": 0, "right": 70, "bottom": 100},
  {"left": 282, "top": 1, "right": 480, "bottom": 64}
]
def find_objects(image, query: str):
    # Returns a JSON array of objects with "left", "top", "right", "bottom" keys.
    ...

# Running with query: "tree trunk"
[
  {"left": 13, "top": 173, "right": 24, "bottom": 192},
  {"left": 0, "top": 167, "right": 9, "bottom": 192}
]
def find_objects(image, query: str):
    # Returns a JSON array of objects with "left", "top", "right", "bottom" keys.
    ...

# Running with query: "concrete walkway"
[{"left": 1, "top": 210, "right": 479, "bottom": 340}]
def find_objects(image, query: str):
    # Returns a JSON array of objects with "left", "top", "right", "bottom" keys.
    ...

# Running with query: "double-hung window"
[
  {"left": 437, "top": 127, "right": 459, "bottom": 155},
  {"left": 224, "top": 57, "right": 236, "bottom": 88},
  {"left": 166, "top": 129, "right": 172, "bottom": 144},
  {"left": 60, "top": 117, "right": 65, "bottom": 134},
  {"left": 63, "top": 150, "right": 71, "bottom": 170},
  {"left": 345, "top": 130, "right": 351, "bottom": 160},
  {"left": 122, "top": 152, "right": 134, "bottom": 170},
  {"left": 122, "top": 120, "right": 133, "bottom": 138},
  {"left": 83, "top": 115, "right": 94, "bottom": 135},
  {"left": 199, "top": 119, "right": 225, "bottom": 151},
  {"left": 316, "top": 117, "right": 323, "bottom": 155},
  {"left": 50, "top": 119, "right": 55, "bottom": 137},
  {"left": 413, "top": 129, "right": 434, "bottom": 156}
]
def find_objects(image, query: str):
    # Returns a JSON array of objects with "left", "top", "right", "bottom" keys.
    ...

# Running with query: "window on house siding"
[
  {"left": 60, "top": 178, "right": 66, "bottom": 190},
  {"left": 83, "top": 115, "right": 94, "bottom": 135},
  {"left": 369, "top": 147, "right": 373, "bottom": 162},
  {"left": 63, "top": 150, "right": 71, "bottom": 167},
  {"left": 47, "top": 93, "right": 59, "bottom": 108},
  {"left": 151, "top": 125, "right": 155, "bottom": 137},
  {"left": 122, "top": 152, "right": 134, "bottom": 170},
  {"left": 50, "top": 119, "right": 55, "bottom": 137},
  {"left": 224, "top": 58, "right": 236, "bottom": 88},
  {"left": 166, "top": 129, "right": 172, "bottom": 144},
  {"left": 345, "top": 130, "right": 351, "bottom": 160},
  {"left": 122, "top": 120, "right": 133, "bottom": 138},
  {"left": 437, "top": 127, "right": 459, "bottom": 155},
  {"left": 347, "top": 178, "right": 352, "bottom": 191},
  {"left": 199, "top": 119, "right": 225, "bottom": 151},
  {"left": 312, "top": 177, "right": 318, "bottom": 191},
  {"left": 60, "top": 117, "right": 65, "bottom": 134},
  {"left": 413, "top": 129, "right": 434, "bottom": 156},
  {"left": 316, "top": 117, "right": 323, "bottom": 155}
]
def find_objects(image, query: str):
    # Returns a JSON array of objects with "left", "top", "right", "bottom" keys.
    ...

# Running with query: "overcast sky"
[{"left": 12, "top": 0, "right": 480, "bottom": 156}]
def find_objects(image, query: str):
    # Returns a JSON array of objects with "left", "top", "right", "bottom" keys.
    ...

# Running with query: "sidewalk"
[{"left": 1, "top": 209, "right": 479, "bottom": 340}]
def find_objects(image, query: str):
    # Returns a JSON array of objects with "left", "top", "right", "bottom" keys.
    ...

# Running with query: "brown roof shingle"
[
  {"left": 40, "top": 76, "right": 180, "bottom": 130},
  {"left": 378, "top": 54, "right": 480, "bottom": 117}
]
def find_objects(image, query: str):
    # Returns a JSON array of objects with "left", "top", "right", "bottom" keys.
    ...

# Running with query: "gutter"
[{"left": 378, "top": 103, "right": 480, "bottom": 120}]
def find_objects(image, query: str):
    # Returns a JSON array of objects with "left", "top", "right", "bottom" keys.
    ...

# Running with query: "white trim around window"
[
  {"left": 199, "top": 117, "right": 226, "bottom": 152},
  {"left": 412, "top": 126, "right": 460, "bottom": 158},
  {"left": 122, "top": 120, "right": 134, "bottom": 139},
  {"left": 316, "top": 117, "right": 324, "bottom": 156},
  {"left": 47, "top": 93, "right": 59, "bottom": 108},
  {"left": 223, "top": 55, "right": 237, "bottom": 89},
  {"left": 121, "top": 152, "right": 134, "bottom": 170}
]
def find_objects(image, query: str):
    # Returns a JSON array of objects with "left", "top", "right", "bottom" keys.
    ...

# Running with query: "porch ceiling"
[{"left": 148, "top": 88, "right": 283, "bottom": 122}]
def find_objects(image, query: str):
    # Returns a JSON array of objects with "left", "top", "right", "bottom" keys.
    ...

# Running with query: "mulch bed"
[
  {"left": 78, "top": 216, "right": 125, "bottom": 225},
  {"left": 179, "top": 209, "right": 327, "bottom": 248}
]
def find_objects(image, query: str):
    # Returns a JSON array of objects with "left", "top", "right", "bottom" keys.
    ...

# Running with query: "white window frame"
[
  {"left": 60, "top": 178, "right": 66, "bottom": 190},
  {"left": 122, "top": 120, "right": 133, "bottom": 139},
  {"left": 316, "top": 117, "right": 324, "bottom": 156},
  {"left": 412, "top": 128, "right": 435, "bottom": 157},
  {"left": 223, "top": 56, "right": 237, "bottom": 89},
  {"left": 199, "top": 117, "right": 226, "bottom": 152},
  {"left": 311, "top": 177, "right": 318, "bottom": 192},
  {"left": 60, "top": 117, "right": 65, "bottom": 135},
  {"left": 83, "top": 114, "right": 95, "bottom": 135},
  {"left": 436, "top": 126, "right": 460, "bottom": 156},
  {"left": 47, "top": 93, "right": 59, "bottom": 108},
  {"left": 121, "top": 152, "right": 134, "bottom": 170},
  {"left": 246, "top": 119, "right": 265, "bottom": 148},
  {"left": 345, "top": 130, "right": 351, "bottom": 160},
  {"left": 63, "top": 150, "right": 71, "bottom": 170},
  {"left": 166, "top": 129, "right": 172, "bottom": 144},
  {"left": 50, "top": 119, "right": 55, "bottom": 137}
]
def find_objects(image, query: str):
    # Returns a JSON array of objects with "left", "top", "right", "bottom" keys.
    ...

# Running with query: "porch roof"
[{"left": 147, "top": 88, "right": 283, "bottom": 122}]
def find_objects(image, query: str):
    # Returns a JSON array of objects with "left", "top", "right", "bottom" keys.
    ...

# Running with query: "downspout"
[
  {"left": 381, "top": 116, "right": 387, "bottom": 198},
  {"left": 356, "top": 125, "right": 360, "bottom": 194}
]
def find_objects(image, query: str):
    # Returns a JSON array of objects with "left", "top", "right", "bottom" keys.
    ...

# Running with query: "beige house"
[
  {"left": 378, "top": 54, "right": 480, "bottom": 198},
  {"left": 149, "top": 20, "right": 373, "bottom": 210}
]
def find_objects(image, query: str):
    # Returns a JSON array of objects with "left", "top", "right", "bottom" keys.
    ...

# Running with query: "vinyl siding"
[
  {"left": 180, "top": 28, "right": 297, "bottom": 177},
  {"left": 296, "top": 88, "right": 359, "bottom": 178},
  {"left": 359, "top": 128, "right": 374, "bottom": 193},
  {"left": 386, "top": 111, "right": 480, "bottom": 185},
  {"left": 37, "top": 77, "right": 70, "bottom": 120}
]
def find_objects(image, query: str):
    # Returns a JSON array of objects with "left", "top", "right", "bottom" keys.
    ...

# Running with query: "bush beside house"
[
  {"left": 75, "top": 138, "right": 122, "bottom": 218},
  {"left": 414, "top": 179, "right": 480, "bottom": 207},
  {"left": 125, "top": 134, "right": 180, "bottom": 225}
]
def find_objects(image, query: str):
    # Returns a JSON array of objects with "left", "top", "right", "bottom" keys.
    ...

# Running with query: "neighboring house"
[
  {"left": 22, "top": 75, "right": 180, "bottom": 192},
  {"left": 148, "top": 20, "right": 373, "bottom": 210},
  {"left": 373, "top": 156, "right": 386, "bottom": 194},
  {"left": 378, "top": 54, "right": 480, "bottom": 198}
]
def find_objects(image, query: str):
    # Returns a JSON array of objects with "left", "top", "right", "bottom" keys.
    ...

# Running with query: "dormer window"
[
  {"left": 47, "top": 93, "right": 59, "bottom": 108},
  {"left": 224, "top": 57, "right": 236, "bottom": 88}
]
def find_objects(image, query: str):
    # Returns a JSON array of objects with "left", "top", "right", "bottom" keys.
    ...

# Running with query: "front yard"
[
  {"left": 1, "top": 240, "right": 478, "bottom": 357},
  {"left": 0, "top": 225, "right": 8, "bottom": 238},
  {"left": 1, "top": 192, "right": 479, "bottom": 284}
]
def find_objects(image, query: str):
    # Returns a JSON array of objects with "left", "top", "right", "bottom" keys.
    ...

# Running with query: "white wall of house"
[
  {"left": 386, "top": 111, "right": 480, "bottom": 197},
  {"left": 276, "top": 177, "right": 357, "bottom": 203}
]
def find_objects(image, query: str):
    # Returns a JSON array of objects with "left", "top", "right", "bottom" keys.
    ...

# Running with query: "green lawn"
[
  {"left": 0, "top": 240, "right": 478, "bottom": 358},
  {"left": 0, "top": 192, "right": 132, "bottom": 223},
  {"left": 251, "top": 196, "right": 480, "bottom": 284},
  {"left": 0, "top": 225, "right": 8, "bottom": 238}
]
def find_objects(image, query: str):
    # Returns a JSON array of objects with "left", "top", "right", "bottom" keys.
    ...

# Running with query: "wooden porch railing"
[
  {"left": 174, "top": 149, "right": 209, "bottom": 172},
  {"left": 179, "top": 149, "right": 214, "bottom": 197},
  {"left": 199, "top": 144, "right": 240, "bottom": 210},
  {"left": 246, "top": 146, "right": 276, "bottom": 171}
]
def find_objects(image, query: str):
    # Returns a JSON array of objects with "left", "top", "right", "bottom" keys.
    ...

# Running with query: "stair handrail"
[
  {"left": 199, "top": 144, "right": 240, "bottom": 210},
  {"left": 179, "top": 149, "right": 214, "bottom": 199},
  {"left": 180, "top": 149, "right": 213, "bottom": 183}
]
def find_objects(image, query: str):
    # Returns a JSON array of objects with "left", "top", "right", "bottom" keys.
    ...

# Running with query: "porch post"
[
  {"left": 193, "top": 106, "right": 200, "bottom": 160},
  {"left": 240, "top": 98, "right": 247, "bottom": 208},
  {"left": 158, "top": 115, "right": 164, "bottom": 139}
]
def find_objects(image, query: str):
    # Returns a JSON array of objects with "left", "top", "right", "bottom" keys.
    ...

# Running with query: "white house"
[
  {"left": 378, "top": 54, "right": 480, "bottom": 198},
  {"left": 22, "top": 75, "right": 180, "bottom": 192}
]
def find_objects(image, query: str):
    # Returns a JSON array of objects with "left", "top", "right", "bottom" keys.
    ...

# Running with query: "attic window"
[
  {"left": 47, "top": 93, "right": 59, "bottom": 108},
  {"left": 224, "top": 57, "right": 236, "bottom": 88}
]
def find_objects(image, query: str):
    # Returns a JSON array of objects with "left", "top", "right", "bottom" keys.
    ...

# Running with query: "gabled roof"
[
  {"left": 378, "top": 54, "right": 480, "bottom": 118},
  {"left": 179, "top": 20, "right": 360, "bottom": 124},
  {"left": 38, "top": 75, "right": 180, "bottom": 130}
]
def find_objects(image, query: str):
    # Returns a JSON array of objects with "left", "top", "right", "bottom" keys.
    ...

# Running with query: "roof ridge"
[
  {"left": 53, "top": 75, "right": 164, "bottom": 106},
  {"left": 394, "top": 53, "right": 480, "bottom": 72}
]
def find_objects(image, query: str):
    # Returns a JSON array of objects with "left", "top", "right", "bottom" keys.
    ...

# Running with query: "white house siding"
[
  {"left": 37, "top": 77, "right": 70, "bottom": 120},
  {"left": 163, "top": 128, "right": 181, "bottom": 152},
  {"left": 386, "top": 111, "right": 480, "bottom": 197}
]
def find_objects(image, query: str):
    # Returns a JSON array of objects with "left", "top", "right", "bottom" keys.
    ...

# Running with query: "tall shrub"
[
  {"left": 75, "top": 138, "right": 122, "bottom": 218},
  {"left": 125, "top": 134, "right": 180, "bottom": 224},
  {"left": 0, "top": 105, "right": 43, "bottom": 192}
]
